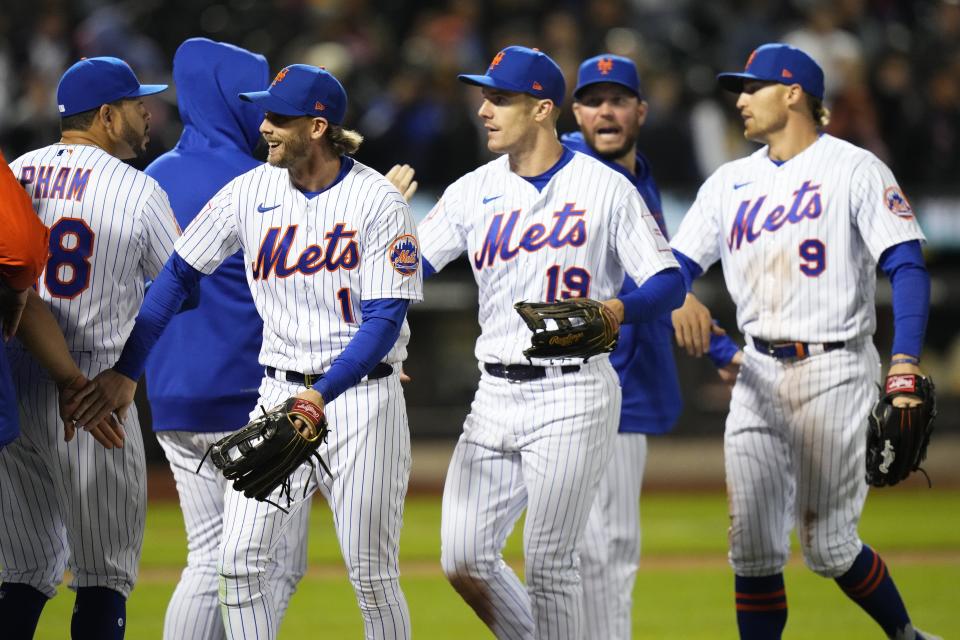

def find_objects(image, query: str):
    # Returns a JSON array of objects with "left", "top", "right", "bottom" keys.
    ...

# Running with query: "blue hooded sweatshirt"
[
  {"left": 143, "top": 38, "right": 269, "bottom": 431},
  {"left": 560, "top": 131, "right": 682, "bottom": 434}
]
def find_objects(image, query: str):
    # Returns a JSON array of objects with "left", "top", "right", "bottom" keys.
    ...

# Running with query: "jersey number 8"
[{"left": 45, "top": 217, "right": 95, "bottom": 299}]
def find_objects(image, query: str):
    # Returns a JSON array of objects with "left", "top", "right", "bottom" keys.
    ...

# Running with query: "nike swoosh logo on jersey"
[
  {"left": 733, "top": 181, "right": 752, "bottom": 190},
  {"left": 482, "top": 195, "right": 502, "bottom": 204},
  {"left": 257, "top": 203, "right": 281, "bottom": 213}
]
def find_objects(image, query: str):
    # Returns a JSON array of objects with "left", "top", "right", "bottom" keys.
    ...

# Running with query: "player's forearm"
[
  {"left": 617, "top": 268, "right": 685, "bottom": 324},
  {"left": 114, "top": 251, "right": 203, "bottom": 380},
  {"left": 16, "top": 289, "right": 81, "bottom": 386},
  {"left": 312, "top": 298, "right": 409, "bottom": 403},
  {"left": 880, "top": 241, "right": 929, "bottom": 359}
]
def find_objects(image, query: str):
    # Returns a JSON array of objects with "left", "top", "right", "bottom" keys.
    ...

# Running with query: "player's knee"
[
  {"left": 351, "top": 575, "right": 402, "bottom": 610},
  {"left": 800, "top": 540, "right": 861, "bottom": 577}
]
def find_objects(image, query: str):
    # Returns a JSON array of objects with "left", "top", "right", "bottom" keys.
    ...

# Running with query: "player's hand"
[
  {"left": 887, "top": 355, "right": 924, "bottom": 408},
  {"left": 58, "top": 374, "right": 126, "bottom": 448},
  {"left": 385, "top": 164, "right": 418, "bottom": 202},
  {"left": 67, "top": 368, "right": 137, "bottom": 428},
  {"left": 0, "top": 285, "right": 29, "bottom": 342},
  {"left": 293, "top": 389, "right": 325, "bottom": 438},
  {"left": 718, "top": 350, "right": 743, "bottom": 387},
  {"left": 399, "top": 366, "right": 411, "bottom": 384},
  {"left": 672, "top": 292, "right": 717, "bottom": 357},
  {"left": 600, "top": 299, "right": 624, "bottom": 335}
]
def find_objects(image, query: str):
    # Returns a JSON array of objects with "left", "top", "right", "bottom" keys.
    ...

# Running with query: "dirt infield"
[{"left": 147, "top": 434, "right": 960, "bottom": 500}]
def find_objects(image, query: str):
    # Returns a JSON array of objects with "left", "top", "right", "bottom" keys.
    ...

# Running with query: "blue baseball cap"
[
  {"left": 239, "top": 64, "right": 347, "bottom": 125},
  {"left": 574, "top": 54, "right": 641, "bottom": 99},
  {"left": 717, "top": 43, "right": 825, "bottom": 100},
  {"left": 57, "top": 57, "right": 167, "bottom": 117},
  {"left": 459, "top": 46, "right": 566, "bottom": 106}
]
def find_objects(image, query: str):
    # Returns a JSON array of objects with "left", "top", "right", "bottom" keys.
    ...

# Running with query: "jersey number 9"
[
  {"left": 799, "top": 239, "right": 825, "bottom": 277},
  {"left": 45, "top": 217, "right": 95, "bottom": 299}
]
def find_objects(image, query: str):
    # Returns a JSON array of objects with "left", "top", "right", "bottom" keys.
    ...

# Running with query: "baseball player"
[
  {"left": 141, "top": 38, "right": 313, "bottom": 640},
  {"left": 83, "top": 64, "right": 423, "bottom": 640},
  {"left": 561, "top": 54, "right": 741, "bottom": 639},
  {"left": 670, "top": 43, "right": 939, "bottom": 640},
  {"left": 418, "top": 46, "right": 684, "bottom": 639},
  {"left": 0, "top": 57, "right": 178, "bottom": 638}
]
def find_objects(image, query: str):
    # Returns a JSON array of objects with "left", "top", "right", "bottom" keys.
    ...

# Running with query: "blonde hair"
[
  {"left": 327, "top": 124, "right": 363, "bottom": 155},
  {"left": 806, "top": 94, "right": 831, "bottom": 128}
]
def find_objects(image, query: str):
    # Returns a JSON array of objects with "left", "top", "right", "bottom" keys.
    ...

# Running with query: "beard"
[
  {"left": 270, "top": 130, "right": 310, "bottom": 168},
  {"left": 120, "top": 118, "right": 147, "bottom": 158}
]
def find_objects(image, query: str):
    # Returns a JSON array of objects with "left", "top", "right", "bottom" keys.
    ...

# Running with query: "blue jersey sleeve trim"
[
  {"left": 879, "top": 240, "right": 929, "bottom": 358},
  {"left": 672, "top": 249, "right": 703, "bottom": 291},
  {"left": 707, "top": 331, "right": 740, "bottom": 368},
  {"left": 312, "top": 298, "right": 409, "bottom": 403},
  {"left": 618, "top": 268, "right": 685, "bottom": 324},
  {"left": 115, "top": 252, "right": 203, "bottom": 380}
]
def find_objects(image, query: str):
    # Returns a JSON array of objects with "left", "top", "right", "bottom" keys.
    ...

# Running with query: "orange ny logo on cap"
[
  {"left": 489, "top": 51, "right": 505, "bottom": 70},
  {"left": 597, "top": 58, "right": 614, "bottom": 75},
  {"left": 271, "top": 68, "right": 289, "bottom": 87}
]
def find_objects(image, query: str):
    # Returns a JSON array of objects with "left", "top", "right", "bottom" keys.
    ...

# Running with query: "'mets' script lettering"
[
  {"left": 474, "top": 202, "right": 587, "bottom": 269},
  {"left": 727, "top": 180, "right": 822, "bottom": 251},
  {"left": 253, "top": 223, "right": 359, "bottom": 280}
]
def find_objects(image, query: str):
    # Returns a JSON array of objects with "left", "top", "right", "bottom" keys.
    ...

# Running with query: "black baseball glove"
[
  {"left": 865, "top": 373, "right": 937, "bottom": 487},
  {"left": 514, "top": 298, "right": 619, "bottom": 360},
  {"left": 203, "top": 397, "right": 331, "bottom": 508}
]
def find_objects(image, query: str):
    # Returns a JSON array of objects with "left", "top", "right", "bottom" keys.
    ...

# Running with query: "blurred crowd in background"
[
  {"left": 2, "top": 0, "right": 959, "bottom": 439},
  {"left": 2, "top": 0, "right": 959, "bottom": 194}
]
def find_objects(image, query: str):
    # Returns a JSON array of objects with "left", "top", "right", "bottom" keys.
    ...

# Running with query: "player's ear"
[
  {"left": 572, "top": 101, "right": 584, "bottom": 127},
  {"left": 636, "top": 99, "right": 649, "bottom": 127},
  {"left": 532, "top": 99, "right": 556, "bottom": 123},
  {"left": 309, "top": 117, "right": 329, "bottom": 141}
]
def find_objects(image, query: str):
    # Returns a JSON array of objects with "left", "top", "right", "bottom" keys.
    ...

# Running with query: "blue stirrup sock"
[
  {"left": 835, "top": 545, "right": 912, "bottom": 638},
  {"left": 71, "top": 586, "right": 127, "bottom": 639},
  {"left": 0, "top": 582, "right": 49, "bottom": 639},
  {"left": 735, "top": 573, "right": 787, "bottom": 639}
]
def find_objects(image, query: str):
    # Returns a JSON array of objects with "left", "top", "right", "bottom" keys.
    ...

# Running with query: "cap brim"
[
  {"left": 717, "top": 72, "right": 762, "bottom": 93},
  {"left": 238, "top": 90, "right": 306, "bottom": 116},
  {"left": 573, "top": 78, "right": 640, "bottom": 99},
  {"left": 133, "top": 84, "right": 168, "bottom": 97},
  {"left": 458, "top": 74, "right": 527, "bottom": 96}
]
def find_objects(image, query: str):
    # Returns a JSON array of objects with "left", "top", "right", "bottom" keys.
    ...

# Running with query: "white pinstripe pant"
[
  {"left": 156, "top": 430, "right": 310, "bottom": 640},
  {"left": 217, "top": 372, "right": 412, "bottom": 640},
  {"left": 580, "top": 432, "right": 647, "bottom": 640},
  {"left": 725, "top": 341, "right": 880, "bottom": 578},
  {"left": 0, "top": 350, "right": 145, "bottom": 599},
  {"left": 440, "top": 359, "right": 621, "bottom": 640}
]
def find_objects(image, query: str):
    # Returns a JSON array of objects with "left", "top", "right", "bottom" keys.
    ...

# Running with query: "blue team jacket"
[
  {"left": 143, "top": 38, "right": 269, "bottom": 432},
  {"left": 560, "top": 132, "right": 682, "bottom": 434}
]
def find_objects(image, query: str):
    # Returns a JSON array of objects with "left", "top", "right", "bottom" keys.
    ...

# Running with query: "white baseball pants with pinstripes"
[
  {"left": 725, "top": 340, "right": 880, "bottom": 578},
  {"left": 217, "top": 371, "right": 412, "bottom": 640},
  {"left": 440, "top": 358, "right": 622, "bottom": 640},
  {"left": 580, "top": 432, "right": 647, "bottom": 640},
  {"left": 0, "top": 349, "right": 145, "bottom": 599},
  {"left": 156, "top": 430, "right": 310, "bottom": 640}
]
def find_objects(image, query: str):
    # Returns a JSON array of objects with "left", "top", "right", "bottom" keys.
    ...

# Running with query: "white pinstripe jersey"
[
  {"left": 671, "top": 134, "right": 926, "bottom": 343},
  {"left": 10, "top": 143, "right": 180, "bottom": 362},
  {"left": 419, "top": 151, "right": 677, "bottom": 365},
  {"left": 175, "top": 159, "right": 423, "bottom": 374}
]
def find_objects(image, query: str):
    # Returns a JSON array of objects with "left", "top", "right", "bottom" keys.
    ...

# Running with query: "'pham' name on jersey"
[
  {"left": 18, "top": 165, "right": 92, "bottom": 202},
  {"left": 728, "top": 180, "right": 822, "bottom": 251},
  {"left": 252, "top": 223, "right": 359, "bottom": 280},
  {"left": 474, "top": 202, "right": 586, "bottom": 269}
]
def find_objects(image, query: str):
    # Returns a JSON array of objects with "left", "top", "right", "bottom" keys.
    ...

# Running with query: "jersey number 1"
[{"left": 46, "top": 218, "right": 95, "bottom": 298}]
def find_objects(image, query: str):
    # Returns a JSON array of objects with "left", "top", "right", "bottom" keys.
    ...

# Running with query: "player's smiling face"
[
  {"left": 260, "top": 112, "right": 313, "bottom": 168},
  {"left": 736, "top": 81, "right": 790, "bottom": 142},
  {"left": 477, "top": 88, "right": 542, "bottom": 154},
  {"left": 572, "top": 83, "right": 645, "bottom": 160}
]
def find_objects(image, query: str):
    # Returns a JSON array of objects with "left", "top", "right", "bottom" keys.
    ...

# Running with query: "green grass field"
[{"left": 34, "top": 489, "right": 960, "bottom": 639}]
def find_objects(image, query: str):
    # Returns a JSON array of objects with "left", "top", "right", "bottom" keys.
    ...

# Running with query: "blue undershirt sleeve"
[
  {"left": 115, "top": 251, "right": 203, "bottom": 380},
  {"left": 312, "top": 298, "right": 409, "bottom": 403},
  {"left": 672, "top": 249, "right": 703, "bottom": 292},
  {"left": 878, "top": 240, "right": 929, "bottom": 358},
  {"left": 707, "top": 331, "right": 740, "bottom": 368},
  {"left": 422, "top": 257, "right": 436, "bottom": 279},
  {"left": 617, "top": 268, "right": 685, "bottom": 324}
]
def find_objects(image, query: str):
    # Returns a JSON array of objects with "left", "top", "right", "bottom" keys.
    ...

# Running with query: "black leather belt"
[
  {"left": 484, "top": 363, "right": 580, "bottom": 382},
  {"left": 266, "top": 362, "right": 393, "bottom": 386},
  {"left": 751, "top": 337, "right": 844, "bottom": 360}
]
